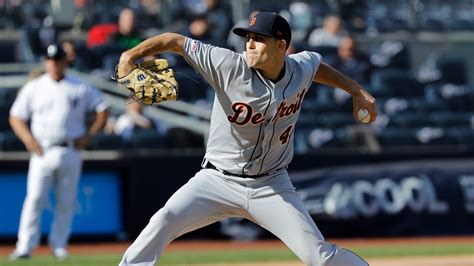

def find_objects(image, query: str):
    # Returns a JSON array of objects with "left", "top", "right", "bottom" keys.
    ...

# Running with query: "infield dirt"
[{"left": 0, "top": 236, "right": 472, "bottom": 265}]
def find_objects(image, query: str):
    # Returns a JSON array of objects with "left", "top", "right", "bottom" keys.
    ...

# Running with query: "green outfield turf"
[{"left": 1, "top": 243, "right": 472, "bottom": 266}]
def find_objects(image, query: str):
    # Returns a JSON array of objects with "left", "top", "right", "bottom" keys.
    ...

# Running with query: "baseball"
[{"left": 358, "top": 108, "right": 371, "bottom": 123}]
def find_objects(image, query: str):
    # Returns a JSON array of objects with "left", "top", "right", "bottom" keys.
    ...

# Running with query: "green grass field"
[{"left": 1, "top": 243, "right": 472, "bottom": 266}]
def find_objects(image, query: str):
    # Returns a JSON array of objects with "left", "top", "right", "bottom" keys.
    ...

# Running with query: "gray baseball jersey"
[
  {"left": 119, "top": 38, "right": 369, "bottom": 266},
  {"left": 183, "top": 38, "right": 320, "bottom": 176}
]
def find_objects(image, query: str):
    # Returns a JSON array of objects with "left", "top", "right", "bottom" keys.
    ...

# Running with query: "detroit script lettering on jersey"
[
  {"left": 227, "top": 102, "right": 265, "bottom": 125},
  {"left": 227, "top": 89, "right": 307, "bottom": 126},
  {"left": 273, "top": 89, "right": 306, "bottom": 121}
]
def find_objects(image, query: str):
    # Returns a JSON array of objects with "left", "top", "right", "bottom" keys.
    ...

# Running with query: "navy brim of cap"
[{"left": 233, "top": 27, "right": 274, "bottom": 38}]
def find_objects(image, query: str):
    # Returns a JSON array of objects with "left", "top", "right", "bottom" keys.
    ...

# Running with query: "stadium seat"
[
  {"left": 70, "top": 42, "right": 94, "bottom": 71},
  {"left": 309, "top": 45, "right": 338, "bottom": 58},
  {"left": 430, "top": 112, "right": 473, "bottom": 128},
  {"left": 452, "top": 18, "right": 474, "bottom": 31},
  {"left": 305, "top": 127, "right": 348, "bottom": 150},
  {"left": 315, "top": 112, "right": 355, "bottom": 128},
  {"left": 89, "top": 133, "right": 125, "bottom": 150},
  {"left": 388, "top": 112, "right": 434, "bottom": 128},
  {"left": 380, "top": 97, "right": 410, "bottom": 115},
  {"left": 303, "top": 99, "right": 341, "bottom": 113},
  {"left": 164, "top": 127, "right": 204, "bottom": 149},
  {"left": 447, "top": 127, "right": 474, "bottom": 147},
  {"left": 371, "top": 69, "right": 425, "bottom": 98},
  {"left": 370, "top": 41, "right": 411, "bottom": 70},
  {"left": 1, "top": 131, "right": 25, "bottom": 151},
  {"left": 425, "top": 83, "right": 474, "bottom": 111},
  {"left": 294, "top": 127, "right": 311, "bottom": 153},
  {"left": 425, "top": 83, "right": 452, "bottom": 104},
  {"left": 0, "top": 41, "right": 17, "bottom": 62},
  {"left": 174, "top": 68, "right": 210, "bottom": 102},
  {"left": 86, "top": 23, "right": 118, "bottom": 48},
  {"left": 303, "top": 85, "right": 341, "bottom": 113},
  {"left": 0, "top": 88, "right": 18, "bottom": 109},
  {"left": 407, "top": 97, "right": 447, "bottom": 113},
  {"left": 129, "top": 129, "right": 166, "bottom": 149},
  {"left": 435, "top": 57, "right": 467, "bottom": 85},
  {"left": 377, "top": 128, "right": 419, "bottom": 146},
  {"left": 296, "top": 113, "right": 325, "bottom": 129},
  {"left": 445, "top": 92, "right": 474, "bottom": 112},
  {"left": 414, "top": 127, "right": 452, "bottom": 145},
  {"left": 0, "top": 108, "right": 11, "bottom": 131},
  {"left": 301, "top": 83, "right": 318, "bottom": 103},
  {"left": 418, "top": 17, "right": 446, "bottom": 31}
]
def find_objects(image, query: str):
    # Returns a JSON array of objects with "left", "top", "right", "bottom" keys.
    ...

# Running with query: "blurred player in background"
[
  {"left": 8, "top": 43, "right": 109, "bottom": 261},
  {"left": 308, "top": 15, "right": 348, "bottom": 48}
]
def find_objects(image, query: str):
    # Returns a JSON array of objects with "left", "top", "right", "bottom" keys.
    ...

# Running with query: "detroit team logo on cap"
[
  {"left": 233, "top": 12, "right": 292, "bottom": 49},
  {"left": 249, "top": 17, "right": 256, "bottom": 26}
]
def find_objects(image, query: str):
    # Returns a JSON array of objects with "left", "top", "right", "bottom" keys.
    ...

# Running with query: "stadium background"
[{"left": 0, "top": 0, "right": 473, "bottom": 265}]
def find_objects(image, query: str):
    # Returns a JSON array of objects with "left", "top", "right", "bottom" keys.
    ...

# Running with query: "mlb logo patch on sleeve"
[{"left": 191, "top": 40, "right": 199, "bottom": 52}]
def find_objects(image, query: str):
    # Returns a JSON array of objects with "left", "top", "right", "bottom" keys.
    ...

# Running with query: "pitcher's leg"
[
  {"left": 120, "top": 170, "right": 246, "bottom": 266},
  {"left": 250, "top": 191, "right": 332, "bottom": 265},
  {"left": 16, "top": 156, "right": 53, "bottom": 254},
  {"left": 327, "top": 248, "right": 368, "bottom": 266},
  {"left": 248, "top": 174, "right": 367, "bottom": 266}
]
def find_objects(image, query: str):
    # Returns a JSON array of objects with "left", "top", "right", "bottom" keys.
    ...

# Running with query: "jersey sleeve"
[
  {"left": 182, "top": 37, "right": 242, "bottom": 92},
  {"left": 86, "top": 85, "right": 108, "bottom": 113},
  {"left": 9, "top": 83, "right": 33, "bottom": 121},
  {"left": 306, "top": 51, "right": 322, "bottom": 81},
  {"left": 290, "top": 51, "right": 323, "bottom": 89}
]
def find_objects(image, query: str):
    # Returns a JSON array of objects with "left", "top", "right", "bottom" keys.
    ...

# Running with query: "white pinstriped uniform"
[
  {"left": 10, "top": 74, "right": 108, "bottom": 254},
  {"left": 119, "top": 38, "right": 368, "bottom": 266}
]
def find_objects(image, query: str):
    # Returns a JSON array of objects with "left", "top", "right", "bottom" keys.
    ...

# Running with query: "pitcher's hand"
[
  {"left": 117, "top": 52, "right": 136, "bottom": 78},
  {"left": 352, "top": 88, "right": 377, "bottom": 123}
]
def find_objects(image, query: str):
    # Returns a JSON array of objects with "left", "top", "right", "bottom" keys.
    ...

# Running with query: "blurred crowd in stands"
[{"left": 0, "top": 0, "right": 474, "bottom": 152}]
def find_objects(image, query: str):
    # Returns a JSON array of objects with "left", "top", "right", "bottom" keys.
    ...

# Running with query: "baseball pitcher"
[{"left": 116, "top": 12, "right": 376, "bottom": 266}]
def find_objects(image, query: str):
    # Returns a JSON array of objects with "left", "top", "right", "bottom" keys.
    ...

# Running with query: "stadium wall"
[{"left": 0, "top": 151, "right": 473, "bottom": 241}]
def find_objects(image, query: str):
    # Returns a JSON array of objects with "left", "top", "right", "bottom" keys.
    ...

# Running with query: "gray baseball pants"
[{"left": 119, "top": 168, "right": 368, "bottom": 266}]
